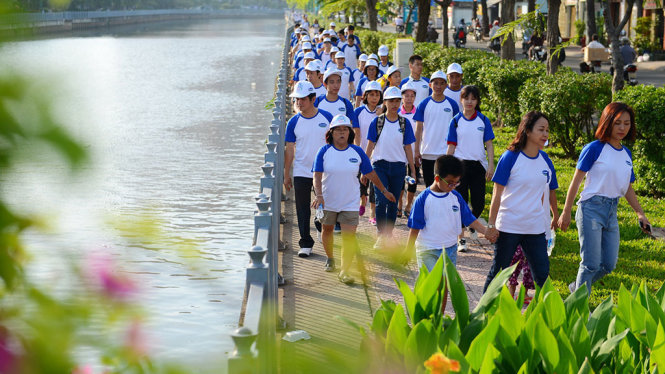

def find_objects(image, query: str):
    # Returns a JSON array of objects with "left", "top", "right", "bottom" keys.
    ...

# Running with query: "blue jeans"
[
  {"left": 574, "top": 195, "right": 620, "bottom": 294},
  {"left": 373, "top": 160, "right": 406, "bottom": 233},
  {"left": 416, "top": 244, "right": 458, "bottom": 271},
  {"left": 483, "top": 231, "right": 549, "bottom": 292}
]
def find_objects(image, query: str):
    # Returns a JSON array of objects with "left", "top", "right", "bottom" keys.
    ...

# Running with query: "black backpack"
[{"left": 375, "top": 114, "right": 406, "bottom": 143}]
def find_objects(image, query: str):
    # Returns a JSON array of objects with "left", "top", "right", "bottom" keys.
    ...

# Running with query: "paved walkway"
[{"left": 278, "top": 184, "right": 495, "bottom": 370}]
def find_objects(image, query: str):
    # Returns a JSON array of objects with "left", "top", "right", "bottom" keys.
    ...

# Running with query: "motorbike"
[
  {"left": 529, "top": 46, "right": 547, "bottom": 62},
  {"left": 489, "top": 37, "right": 501, "bottom": 54},
  {"left": 396, "top": 24, "right": 404, "bottom": 33},
  {"left": 474, "top": 26, "right": 482, "bottom": 42},
  {"left": 453, "top": 27, "right": 467, "bottom": 48},
  {"left": 609, "top": 63, "right": 638, "bottom": 85},
  {"left": 580, "top": 60, "right": 602, "bottom": 73},
  {"left": 426, "top": 26, "right": 438, "bottom": 43}
]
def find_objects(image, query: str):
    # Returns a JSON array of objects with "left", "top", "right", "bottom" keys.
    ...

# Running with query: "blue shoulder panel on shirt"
[
  {"left": 492, "top": 150, "right": 520, "bottom": 186},
  {"left": 452, "top": 190, "right": 477, "bottom": 226},
  {"left": 540, "top": 151, "right": 559, "bottom": 190},
  {"left": 413, "top": 97, "right": 431, "bottom": 122},
  {"left": 446, "top": 115, "right": 460, "bottom": 143},
  {"left": 367, "top": 117, "right": 379, "bottom": 142},
  {"left": 318, "top": 109, "right": 334, "bottom": 123},
  {"left": 407, "top": 189, "right": 429, "bottom": 230},
  {"left": 403, "top": 118, "right": 416, "bottom": 145},
  {"left": 285, "top": 114, "right": 301, "bottom": 143},
  {"left": 576, "top": 140, "right": 603, "bottom": 172},
  {"left": 312, "top": 144, "right": 332, "bottom": 173}
]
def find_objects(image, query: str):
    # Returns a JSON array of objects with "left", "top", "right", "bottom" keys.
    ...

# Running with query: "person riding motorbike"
[{"left": 527, "top": 31, "right": 544, "bottom": 60}]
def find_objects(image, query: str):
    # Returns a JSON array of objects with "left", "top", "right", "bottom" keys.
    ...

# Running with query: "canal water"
[{"left": 0, "top": 16, "right": 284, "bottom": 370}]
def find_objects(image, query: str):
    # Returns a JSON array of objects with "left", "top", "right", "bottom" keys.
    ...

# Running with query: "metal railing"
[
  {"left": 0, "top": 8, "right": 283, "bottom": 28},
  {"left": 227, "top": 21, "right": 291, "bottom": 374}
]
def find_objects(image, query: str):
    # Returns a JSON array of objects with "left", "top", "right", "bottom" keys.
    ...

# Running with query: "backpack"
[{"left": 375, "top": 114, "right": 406, "bottom": 143}]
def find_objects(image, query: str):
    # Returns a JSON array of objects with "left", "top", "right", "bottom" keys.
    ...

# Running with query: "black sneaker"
[
  {"left": 458, "top": 239, "right": 468, "bottom": 252},
  {"left": 324, "top": 257, "right": 336, "bottom": 272},
  {"left": 334, "top": 222, "right": 342, "bottom": 234}
]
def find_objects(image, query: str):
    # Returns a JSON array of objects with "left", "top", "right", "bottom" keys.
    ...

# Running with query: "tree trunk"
[
  {"left": 528, "top": 0, "right": 536, "bottom": 13},
  {"left": 636, "top": 0, "right": 643, "bottom": 18},
  {"left": 472, "top": 0, "right": 478, "bottom": 20},
  {"left": 366, "top": 0, "right": 378, "bottom": 31},
  {"left": 604, "top": 0, "right": 636, "bottom": 94},
  {"left": 500, "top": 0, "right": 516, "bottom": 59},
  {"left": 586, "top": 0, "right": 597, "bottom": 41},
  {"left": 434, "top": 0, "right": 452, "bottom": 46},
  {"left": 547, "top": 0, "right": 562, "bottom": 74},
  {"left": 656, "top": 9, "right": 664, "bottom": 46},
  {"left": 416, "top": 0, "right": 432, "bottom": 42},
  {"left": 481, "top": 0, "right": 490, "bottom": 35},
  {"left": 405, "top": 5, "right": 415, "bottom": 32}
]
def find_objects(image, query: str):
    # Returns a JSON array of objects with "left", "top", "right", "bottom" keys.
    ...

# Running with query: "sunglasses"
[{"left": 435, "top": 175, "right": 460, "bottom": 188}]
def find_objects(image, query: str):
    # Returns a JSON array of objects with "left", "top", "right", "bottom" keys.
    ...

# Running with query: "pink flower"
[
  {"left": 125, "top": 320, "right": 148, "bottom": 358},
  {"left": 72, "top": 365, "right": 94, "bottom": 374},
  {"left": 85, "top": 252, "right": 136, "bottom": 301},
  {"left": 0, "top": 327, "right": 17, "bottom": 373}
]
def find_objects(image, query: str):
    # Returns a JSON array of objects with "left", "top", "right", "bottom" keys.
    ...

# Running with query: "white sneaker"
[
  {"left": 373, "top": 236, "right": 384, "bottom": 250},
  {"left": 470, "top": 228, "right": 478, "bottom": 240},
  {"left": 298, "top": 247, "right": 313, "bottom": 258},
  {"left": 317, "top": 230, "right": 322, "bottom": 243},
  {"left": 458, "top": 239, "right": 468, "bottom": 253}
]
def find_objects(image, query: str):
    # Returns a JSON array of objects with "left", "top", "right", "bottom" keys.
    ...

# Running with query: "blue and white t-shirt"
[
  {"left": 399, "top": 106, "right": 417, "bottom": 159},
  {"left": 367, "top": 116, "right": 416, "bottom": 163},
  {"left": 355, "top": 77, "right": 376, "bottom": 97},
  {"left": 378, "top": 61, "right": 393, "bottom": 72},
  {"left": 354, "top": 105, "right": 378, "bottom": 151},
  {"left": 337, "top": 66, "right": 356, "bottom": 101},
  {"left": 292, "top": 67, "right": 307, "bottom": 82},
  {"left": 446, "top": 111, "right": 495, "bottom": 169},
  {"left": 492, "top": 150, "right": 559, "bottom": 234},
  {"left": 285, "top": 110, "right": 334, "bottom": 178},
  {"left": 314, "top": 95, "right": 358, "bottom": 128},
  {"left": 400, "top": 76, "right": 432, "bottom": 107},
  {"left": 312, "top": 83, "right": 327, "bottom": 97},
  {"left": 444, "top": 86, "right": 463, "bottom": 109},
  {"left": 408, "top": 188, "right": 476, "bottom": 249},
  {"left": 341, "top": 44, "right": 362, "bottom": 71},
  {"left": 577, "top": 140, "right": 636, "bottom": 203},
  {"left": 352, "top": 69, "right": 364, "bottom": 88},
  {"left": 413, "top": 96, "right": 460, "bottom": 160},
  {"left": 312, "top": 144, "right": 373, "bottom": 212},
  {"left": 320, "top": 50, "right": 332, "bottom": 65}
]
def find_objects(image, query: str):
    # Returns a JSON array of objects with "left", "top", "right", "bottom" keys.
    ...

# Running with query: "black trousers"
[
  {"left": 455, "top": 160, "right": 487, "bottom": 218},
  {"left": 293, "top": 177, "right": 321, "bottom": 248},
  {"left": 421, "top": 158, "right": 437, "bottom": 187}
]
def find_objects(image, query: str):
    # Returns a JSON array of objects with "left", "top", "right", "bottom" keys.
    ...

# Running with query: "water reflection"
[{"left": 0, "top": 16, "right": 283, "bottom": 369}]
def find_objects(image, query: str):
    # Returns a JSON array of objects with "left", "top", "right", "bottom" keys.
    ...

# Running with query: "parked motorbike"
[
  {"left": 580, "top": 60, "right": 602, "bottom": 73},
  {"left": 530, "top": 46, "right": 547, "bottom": 62},
  {"left": 396, "top": 24, "right": 404, "bottom": 33},
  {"left": 474, "top": 26, "right": 482, "bottom": 42},
  {"left": 426, "top": 26, "right": 438, "bottom": 43},
  {"left": 489, "top": 37, "right": 501, "bottom": 54}
]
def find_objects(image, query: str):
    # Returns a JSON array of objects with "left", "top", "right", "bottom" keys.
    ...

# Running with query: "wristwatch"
[{"left": 488, "top": 224, "right": 495, "bottom": 229}]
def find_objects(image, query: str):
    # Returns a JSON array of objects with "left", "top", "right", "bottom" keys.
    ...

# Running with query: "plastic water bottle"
[
  {"left": 405, "top": 176, "right": 416, "bottom": 185},
  {"left": 547, "top": 229, "right": 556, "bottom": 256},
  {"left": 315, "top": 204, "right": 324, "bottom": 220}
]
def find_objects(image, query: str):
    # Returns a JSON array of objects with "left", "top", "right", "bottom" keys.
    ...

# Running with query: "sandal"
[
  {"left": 338, "top": 272, "right": 355, "bottom": 285},
  {"left": 396, "top": 210, "right": 403, "bottom": 218}
]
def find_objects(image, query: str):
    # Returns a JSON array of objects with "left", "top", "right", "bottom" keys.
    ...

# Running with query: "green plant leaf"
[
  {"left": 569, "top": 314, "right": 591, "bottom": 367},
  {"left": 466, "top": 316, "right": 500, "bottom": 371},
  {"left": 593, "top": 328, "right": 629, "bottom": 367},
  {"left": 446, "top": 341, "right": 471, "bottom": 374},
  {"left": 396, "top": 278, "right": 422, "bottom": 325},
  {"left": 472, "top": 264, "right": 517, "bottom": 318},
  {"left": 478, "top": 343, "right": 500, "bottom": 374},
  {"left": 542, "top": 290, "right": 566, "bottom": 332},
  {"left": 335, "top": 316, "right": 367, "bottom": 337},
  {"left": 494, "top": 326, "right": 522, "bottom": 372},
  {"left": 587, "top": 296, "right": 614, "bottom": 355},
  {"left": 564, "top": 284, "right": 590, "bottom": 322},
  {"left": 415, "top": 255, "right": 443, "bottom": 317},
  {"left": 533, "top": 316, "right": 560, "bottom": 370},
  {"left": 650, "top": 321, "right": 665, "bottom": 372},
  {"left": 439, "top": 317, "right": 460, "bottom": 351},
  {"left": 385, "top": 303, "right": 411, "bottom": 358},
  {"left": 578, "top": 357, "right": 595, "bottom": 374},
  {"left": 404, "top": 319, "right": 438, "bottom": 372},
  {"left": 555, "top": 328, "right": 578, "bottom": 373},
  {"left": 443, "top": 252, "right": 469, "bottom": 329},
  {"left": 459, "top": 315, "right": 485, "bottom": 353},
  {"left": 496, "top": 286, "right": 523, "bottom": 341},
  {"left": 371, "top": 301, "right": 396, "bottom": 338}
]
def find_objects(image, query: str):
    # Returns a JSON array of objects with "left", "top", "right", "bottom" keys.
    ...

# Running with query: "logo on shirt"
[
  {"left": 625, "top": 160, "right": 632, "bottom": 166},
  {"left": 542, "top": 170, "right": 550, "bottom": 183},
  {"left": 318, "top": 122, "right": 327, "bottom": 128},
  {"left": 398, "top": 127, "right": 404, "bottom": 133},
  {"left": 476, "top": 126, "right": 484, "bottom": 132},
  {"left": 422, "top": 84, "right": 428, "bottom": 88},
  {"left": 349, "top": 158, "right": 359, "bottom": 163},
  {"left": 339, "top": 107, "right": 345, "bottom": 111},
  {"left": 444, "top": 108, "right": 451, "bottom": 113},
  {"left": 452, "top": 205, "right": 459, "bottom": 212}
]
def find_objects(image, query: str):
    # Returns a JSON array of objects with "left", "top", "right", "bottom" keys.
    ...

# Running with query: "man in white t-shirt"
[
  {"left": 414, "top": 70, "right": 459, "bottom": 188},
  {"left": 292, "top": 51, "right": 316, "bottom": 84},
  {"left": 444, "top": 63, "right": 463, "bottom": 109},
  {"left": 305, "top": 60, "right": 326, "bottom": 97},
  {"left": 326, "top": 52, "right": 355, "bottom": 101},
  {"left": 285, "top": 81, "right": 334, "bottom": 257},
  {"left": 315, "top": 68, "right": 359, "bottom": 139},
  {"left": 377, "top": 45, "right": 393, "bottom": 72},
  {"left": 341, "top": 35, "right": 361, "bottom": 73},
  {"left": 319, "top": 38, "right": 333, "bottom": 65},
  {"left": 400, "top": 54, "right": 431, "bottom": 108}
]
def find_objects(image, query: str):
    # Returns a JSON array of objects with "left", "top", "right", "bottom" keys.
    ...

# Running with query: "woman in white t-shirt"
[
  {"left": 312, "top": 115, "right": 394, "bottom": 284},
  {"left": 483, "top": 111, "right": 559, "bottom": 292},
  {"left": 353, "top": 81, "right": 383, "bottom": 224},
  {"left": 365, "top": 87, "right": 417, "bottom": 248},
  {"left": 397, "top": 82, "right": 418, "bottom": 218},
  {"left": 558, "top": 102, "right": 651, "bottom": 295}
]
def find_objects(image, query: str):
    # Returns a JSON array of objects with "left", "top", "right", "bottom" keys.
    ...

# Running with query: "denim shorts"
[{"left": 416, "top": 243, "right": 458, "bottom": 272}]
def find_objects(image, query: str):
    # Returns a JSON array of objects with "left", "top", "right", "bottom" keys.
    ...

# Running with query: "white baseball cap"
[
  {"left": 430, "top": 70, "right": 448, "bottom": 82},
  {"left": 305, "top": 60, "right": 322, "bottom": 72},
  {"left": 368, "top": 53, "right": 379, "bottom": 61},
  {"left": 331, "top": 46, "right": 340, "bottom": 53},
  {"left": 358, "top": 54, "right": 368, "bottom": 62},
  {"left": 323, "top": 68, "right": 343, "bottom": 82},
  {"left": 378, "top": 45, "right": 389, "bottom": 56},
  {"left": 401, "top": 81, "right": 417, "bottom": 93},
  {"left": 385, "top": 65, "right": 400, "bottom": 77},
  {"left": 446, "top": 62, "right": 463, "bottom": 75},
  {"left": 364, "top": 59, "right": 379, "bottom": 70},
  {"left": 330, "top": 114, "right": 352, "bottom": 129},
  {"left": 302, "top": 42, "right": 312, "bottom": 49},
  {"left": 329, "top": 30, "right": 337, "bottom": 37},
  {"left": 335, "top": 51, "right": 346, "bottom": 59},
  {"left": 323, "top": 38, "right": 332, "bottom": 43},
  {"left": 304, "top": 51, "right": 316, "bottom": 59},
  {"left": 383, "top": 86, "right": 402, "bottom": 100},
  {"left": 290, "top": 81, "right": 316, "bottom": 98},
  {"left": 330, "top": 22, "right": 336, "bottom": 27},
  {"left": 302, "top": 35, "right": 311, "bottom": 41},
  {"left": 322, "top": 30, "right": 330, "bottom": 35},
  {"left": 363, "top": 80, "right": 382, "bottom": 94}
]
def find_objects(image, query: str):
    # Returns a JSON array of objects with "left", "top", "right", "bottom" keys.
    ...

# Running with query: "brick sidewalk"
[{"left": 278, "top": 184, "right": 495, "bottom": 370}]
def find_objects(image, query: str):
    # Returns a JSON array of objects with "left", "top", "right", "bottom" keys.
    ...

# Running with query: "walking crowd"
[{"left": 284, "top": 17, "right": 652, "bottom": 301}]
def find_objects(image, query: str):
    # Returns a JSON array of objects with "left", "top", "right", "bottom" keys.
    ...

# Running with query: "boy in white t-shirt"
[
  {"left": 406, "top": 155, "right": 496, "bottom": 312},
  {"left": 444, "top": 63, "right": 463, "bottom": 109}
]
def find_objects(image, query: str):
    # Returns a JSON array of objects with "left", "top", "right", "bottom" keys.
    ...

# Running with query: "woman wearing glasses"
[{"left": 483, "top": 111, "right": 559, "bottom": 292}]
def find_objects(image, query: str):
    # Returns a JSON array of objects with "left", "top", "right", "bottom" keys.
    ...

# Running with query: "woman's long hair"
[
  {"left": 508, "top": 111, "right": 549, "bottom": 152},
  {"left": 595, "top": 102, "right": 636, "bottom": 142}
]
